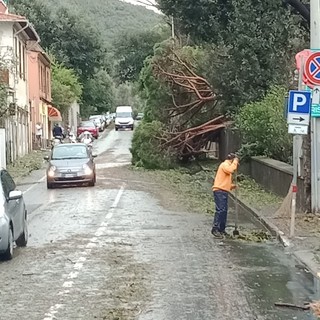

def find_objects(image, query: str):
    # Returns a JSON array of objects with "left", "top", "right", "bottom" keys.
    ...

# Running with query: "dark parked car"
[
  {"left": 0, "top": 169, "right": 28, "bottom": 260},
  {"left": 45, "top": 143, "right": 97, "bottom": 189},
  {"left": 77, "top": 121, "right": 99, "bottom": 139}
]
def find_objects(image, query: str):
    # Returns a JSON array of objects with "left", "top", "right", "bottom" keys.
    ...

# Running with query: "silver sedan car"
[
  {"left": 45, "top": 143, "right": 97, "bottom": 189},
  {"left": 0, "top": 169, "right": 28, "bottom": 260}
]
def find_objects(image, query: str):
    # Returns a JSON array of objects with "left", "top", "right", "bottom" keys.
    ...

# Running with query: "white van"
[{"left": 115, "top": 106, "right": 134, "bottom": 131}]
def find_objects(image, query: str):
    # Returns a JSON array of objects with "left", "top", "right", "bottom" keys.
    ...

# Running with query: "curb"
[
  {"left": 228, "top": 192, "right": 291, "bottom": 247},
  {"left": 229, "top": 193, "right": 320, "bottom": 280}
]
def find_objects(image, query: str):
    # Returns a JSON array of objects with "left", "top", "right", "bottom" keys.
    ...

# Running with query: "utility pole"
[{"left": 310, "top": 0, "right": 320, "bottom": 213}]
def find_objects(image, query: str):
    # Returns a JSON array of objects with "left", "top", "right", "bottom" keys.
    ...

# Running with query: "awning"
[{"left": 48, "top": 106, "right": 62, "bottom": 122}]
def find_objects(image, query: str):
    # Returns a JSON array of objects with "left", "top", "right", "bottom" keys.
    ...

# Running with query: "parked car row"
[{"left": 77, "top": 114, "right": 113, "bottom": 139}]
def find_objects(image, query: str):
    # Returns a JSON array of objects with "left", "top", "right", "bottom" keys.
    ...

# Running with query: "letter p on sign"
[{"left": 293, "top": 93, "right": 307, "bottom": 111}]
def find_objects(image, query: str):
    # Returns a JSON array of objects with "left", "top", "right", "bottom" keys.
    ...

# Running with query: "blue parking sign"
[{"left": 288, "top": 91, "right": 311, "bottom": 114}]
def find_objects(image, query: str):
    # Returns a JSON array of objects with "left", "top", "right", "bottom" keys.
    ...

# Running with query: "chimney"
[{"left": 0, "top": 0, "right": 8, "bottom": 14}]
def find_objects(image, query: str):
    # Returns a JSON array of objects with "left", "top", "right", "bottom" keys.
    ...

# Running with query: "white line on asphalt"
[
  {"left": 95, "top": 226, "right": 107, "bottom": 237},
  {"left": 73, "top": 262, "right": 84, "bottom": 270},
  {"left": 62, "top": 281, "right": 74, "bottom": 288},
  {"left": 23, "top": 175, "right": 46, "bottom": 194},
  {"left": 67, "top": 271, "right": 79, "bottom": 279},
  {"left": 43, "top": 304, "right": 63, "bottom": 320},
  {"left": 111, "top": 185, "right": 125, "bottom": 208},
  {"left": 42, "top": 184, "right": 125, "bottom": 320}
]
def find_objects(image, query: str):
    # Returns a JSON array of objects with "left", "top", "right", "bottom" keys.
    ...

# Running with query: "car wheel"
[
  {"left": 47, "top": 181, "right": 54, "bottom": 189},
  {"left": 131, "top": 126, "right": 134, "bottom": 131},
  {"left": 115, "top": 127, "right": 118, "bottom": 131},
  {"left": 16, "top": 211, "right": 28, "bottom": 247},
  {"left": 1, "top": 227, "right": 14, "bottom": 260}
]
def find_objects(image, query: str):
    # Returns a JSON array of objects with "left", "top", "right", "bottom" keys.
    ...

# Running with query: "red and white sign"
[{"left": 304, "top": 52, "right": 320, "bottom": 86}]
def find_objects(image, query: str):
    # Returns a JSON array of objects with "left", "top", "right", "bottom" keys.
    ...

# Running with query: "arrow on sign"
[
  {"left": 313, "top": 86, "right": 320, "bottom": 105},
  {"left": 293, "top": 116, "right": 305, "bottom": 122}
]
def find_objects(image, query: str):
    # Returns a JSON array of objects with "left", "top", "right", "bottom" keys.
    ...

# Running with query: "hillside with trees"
[
  {"left": 11, "top": 0, "right": 162, "bottom": 117},
  {"left": 42, "top": 0, "right": 162, "bottom": 47}
]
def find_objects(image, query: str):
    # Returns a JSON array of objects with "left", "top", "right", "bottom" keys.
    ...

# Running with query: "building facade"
[
  {"left": 0, "top": 0, "right": 39, "bottom": 163},
  {"left": 27, "top": 42, "right": 61, "bottom": 148}
]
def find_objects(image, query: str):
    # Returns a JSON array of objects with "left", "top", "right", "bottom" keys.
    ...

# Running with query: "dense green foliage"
[
  {"left": 12, "top": 0, "right": 105, "bottom": 80},
  {"left": 114, "top": 82, "right": 144, "bottom": 114},
  {"left": 114, "top": 27, "right": 170, "bottom": 82},
  {"left": 131, "top": 121, "right": 175, "bottom": 169},
  {"left": 235, "top": 86, "right": 292, "bottom": 163},
  {"left": 82, "top": 70, "right": 115, "bottom": 116},
  {"left": 11, "top": 0, "right": 161, "bottom": 116},
  {"left": 159, "top": 0, "right": 307, "bottom": 110},
  {"left": 51, "top": 60, "right": 83, "bottom": 116},
  {"left": 129, "top": 0, "right": 308, "bottom": 167},
  {"left": 46, "top": 0, "right": 162, "bottom": 47}
]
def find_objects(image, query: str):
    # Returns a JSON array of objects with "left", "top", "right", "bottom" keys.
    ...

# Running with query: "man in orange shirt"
[{"left": 211, "top": 153, "right": 239, "bottom": 238}]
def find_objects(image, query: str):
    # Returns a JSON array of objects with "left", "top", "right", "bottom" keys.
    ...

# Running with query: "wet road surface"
[{"left": 0, "top": 127, "right": 319, "bottom": 320}]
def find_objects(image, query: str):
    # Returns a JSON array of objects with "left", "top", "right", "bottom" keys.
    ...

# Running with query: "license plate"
[{"left": 64, "top": 174, "right": 74, "bottom": 178}]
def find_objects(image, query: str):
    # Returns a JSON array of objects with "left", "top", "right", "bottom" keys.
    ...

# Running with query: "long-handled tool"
[{"left": 233, "top": 170, "right": 240, "bottom": 236}]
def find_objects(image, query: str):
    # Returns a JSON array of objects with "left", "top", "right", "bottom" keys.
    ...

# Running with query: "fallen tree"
[{"left": 151, "top": 46, "right": 226, "bottom": 159}]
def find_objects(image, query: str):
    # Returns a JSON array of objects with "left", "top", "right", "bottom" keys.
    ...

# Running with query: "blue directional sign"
[{"left": 287, "top": 90, "right": 311, "bottom": 126}]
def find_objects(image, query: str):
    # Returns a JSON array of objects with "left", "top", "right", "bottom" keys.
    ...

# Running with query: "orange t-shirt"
[{"left": 212, "top": 159, "right": 239, "bottom": 192}]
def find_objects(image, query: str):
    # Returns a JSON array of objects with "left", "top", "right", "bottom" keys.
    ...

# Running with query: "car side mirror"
[
  {"left": 44, "top": 156, "right": 49, "bottom": 161},
  {"left": 92, "top": 154, "right": 98, "bottom": 158},
  {"left": 8, "top": 190, "right": 23, "bottom": 201}
]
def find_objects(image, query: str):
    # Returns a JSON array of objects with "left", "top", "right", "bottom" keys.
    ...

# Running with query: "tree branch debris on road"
[{"left": 7, "top": 150, "right": 48, "bottom": 183}]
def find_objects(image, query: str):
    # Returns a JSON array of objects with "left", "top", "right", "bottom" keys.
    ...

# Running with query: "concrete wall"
[
  {"left": 243, "top": 156, "right": 307, "bottom": 212},
  {"left": 218, "top": 128, "right": 308, "bottom": 211}
]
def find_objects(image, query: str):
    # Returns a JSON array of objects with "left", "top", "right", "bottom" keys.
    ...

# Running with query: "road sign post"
[
  {"left": 310, "top": 0, "right": 320, "bottom": 213},
  {"left": 287, "top": 90, "right": 311, "bottom": 237}
]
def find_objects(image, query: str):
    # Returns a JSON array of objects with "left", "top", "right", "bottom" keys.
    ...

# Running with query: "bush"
[
  {"left": 130, "top": 120, "right": 176, "bottom": 169},
  {"left": 235, "top": 86, "right": 292, "bottom": 163}
]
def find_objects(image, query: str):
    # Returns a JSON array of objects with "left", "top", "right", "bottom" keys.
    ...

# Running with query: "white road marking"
[
  {"left": 43, "top": 304, "right": 64, "bottom": 320},
  {"left": 23, "top": 175, "right": 46, "bottom": 194},
  {"left": 111, "top": 185, "right": 125, "bottom": 208},
  {"left": 68, "top": 272, "right": 79, "bottom": 279},
  {"left": 42, "top": 184, "right": 125, "bottom": 320},
  {"left": 95, "top": 226, "right": 107, "bottom": 237},
  {"left": 62, "top": 281, "right": 74, "bottom": 288},
  {"left": 73, "top": 262, "right": 84, "bottom": 270}
]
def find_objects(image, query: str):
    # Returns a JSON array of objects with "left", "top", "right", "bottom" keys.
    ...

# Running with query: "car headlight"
[
  {"left": 83, "top": 164, "right": 93, "bottom": 175},
  {"left": 48, "top": 165, "right": 56, "bottom": 177}
]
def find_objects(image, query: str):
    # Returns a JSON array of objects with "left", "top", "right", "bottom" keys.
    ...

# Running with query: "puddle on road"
[
  {"left": 215, "top": 196, "right": 320, "bottom": 319},
  {"left": 225, "top": 238, "right": 319, "bottom": 319}
]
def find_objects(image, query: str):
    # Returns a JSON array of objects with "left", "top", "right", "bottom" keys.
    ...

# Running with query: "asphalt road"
[{"left": 0, "top": 126, "right": 319, "bottom": 320}]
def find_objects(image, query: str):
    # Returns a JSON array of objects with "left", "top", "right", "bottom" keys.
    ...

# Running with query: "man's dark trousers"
[{"left": 212, "top": 190, "right": 228, "bottom": 232}]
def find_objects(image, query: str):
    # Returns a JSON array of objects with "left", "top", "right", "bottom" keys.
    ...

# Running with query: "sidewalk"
[
  {"left": 234, "top": 190, "right": 320, "bottom": 279},
  {"left": 7, "top": 149, "right": 49, "bottom": 185}
]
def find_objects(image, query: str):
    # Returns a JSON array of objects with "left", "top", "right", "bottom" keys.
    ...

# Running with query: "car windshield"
[
  {"left": 52, "top": 145, "right": 88, "bottom": 160},
  {"left": 116, "top": 112, "right": 132, "bottom": 118}
]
